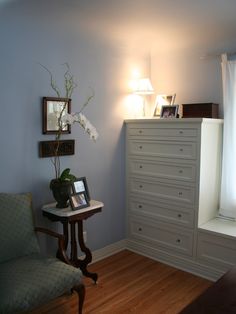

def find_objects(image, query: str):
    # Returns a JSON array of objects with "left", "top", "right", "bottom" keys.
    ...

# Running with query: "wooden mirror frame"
[{"left": 42, "top": 97, "right": 71, "bottom": 134}]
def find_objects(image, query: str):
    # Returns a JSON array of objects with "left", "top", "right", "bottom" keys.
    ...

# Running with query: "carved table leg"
[
  {"left": 70, "top": 222, "right": 78, "bottom": 262},
  {"left": 57, "top": 222, "right": 69, "bottom": 262},
  {"left": 63, "top": 222, "right": 69, "bottom": 250},
  {"left": 75, "top": 220, "right": 98, "bottom": 283}
]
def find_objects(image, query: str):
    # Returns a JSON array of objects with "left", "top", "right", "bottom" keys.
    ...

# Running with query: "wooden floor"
[
  {"left": 31, "top": 250, "right": 212, "bottom": 314},
  {"left": 83, "top": 250, "right": 212, "bottom": 313}
]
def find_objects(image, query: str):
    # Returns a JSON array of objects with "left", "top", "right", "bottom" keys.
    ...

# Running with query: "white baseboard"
[
  {"left": 126, "top": 239, "right": 224, "bottom": 281},
  {"left": 86, "top": 238, "right": 225, "bottom": 281},
  {"left": 90, "top": 239, "right": 127, "bottom": 263}
]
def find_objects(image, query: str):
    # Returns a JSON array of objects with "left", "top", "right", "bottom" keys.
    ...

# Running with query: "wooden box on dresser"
[{"left": 125, "top": 118, "right": 228, "bottom": 281}]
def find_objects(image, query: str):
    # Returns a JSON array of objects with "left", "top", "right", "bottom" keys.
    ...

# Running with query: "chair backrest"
[{"left": 0, "top": 193, "right": 40, "bottom": 263}]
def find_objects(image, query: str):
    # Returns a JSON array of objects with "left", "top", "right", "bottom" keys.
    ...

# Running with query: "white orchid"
[
  {"left": 61, "top": 112, "right": 99, "bottom": 141},
  {"left": 62, "top": 113, "right": 77, "bottom": 125}
]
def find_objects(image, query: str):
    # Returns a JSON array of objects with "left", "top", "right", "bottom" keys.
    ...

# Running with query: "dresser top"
[{"left": 125, "top": 118, "right": 223, "bottom": 124}]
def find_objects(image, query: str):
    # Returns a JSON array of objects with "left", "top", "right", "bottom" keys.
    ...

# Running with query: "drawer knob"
[
  {"left": 139, "top": 146, "right": 143, "bottom": 149},
  {"left": 138, "top": 227, "right": 142, "bottom": 232},
  {"left": 176, "top": 239, "right": 181, "bottom": 243},
  {"left": 179, "top": 170, "right": 183, "bottom": 174},
  {"left": 139, "top": 130, "right": 143, "bottom": 134},
  {"left": 179, "top": 148, "right": 183, "bottom": 152},
  {"left": 178, "top": 214, "right": 182, "bottom": 218},
  {"left": 179, "top": 130, "right": 183, "bottom": 134},
  {"left": 178, "top": 191, "right": 183, "bottom": 196},
  {"left": 139, "top": 165, "right": 143, "bottom": 169},
  {"left": 138, "top": 205, "right": 143, "bottom": 209},
  {"left": 139, "top": 185, "right": 143, "bottom": 189}
]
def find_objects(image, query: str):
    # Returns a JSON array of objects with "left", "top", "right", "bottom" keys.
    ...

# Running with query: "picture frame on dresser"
[
  {"left": 160, "top": 105, "right": 179, "bottom": 118},
  {"left": 153, "top": 94, "right": 176, "bottom": 117}
]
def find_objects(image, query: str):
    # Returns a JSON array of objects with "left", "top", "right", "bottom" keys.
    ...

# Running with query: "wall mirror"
[{"left": 42, "top": 97, "right": 71, "bottom": 134}]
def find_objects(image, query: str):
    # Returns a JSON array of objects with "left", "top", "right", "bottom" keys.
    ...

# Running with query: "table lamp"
[{"left": 133, "top": 78, "right": 154, "bottom": 116}]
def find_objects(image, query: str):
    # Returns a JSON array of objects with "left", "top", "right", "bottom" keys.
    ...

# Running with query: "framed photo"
[
  {"left": 165, "top": 94, "right": 176, "bottom": 106},
  {"left": 160, "top": 105, "right": 179, "bottom": 118},
  {"left": 70, "top": 192, "right": 90, "bottom": 210},
  {"left": 42, "top": 97, "right": 71, "bottom": 134},
  {"left": 72, "top": 177, "right": 90, "bottom": 201},
  {"left": 153, "top": 94, "right": 176, "bottom": 117}
]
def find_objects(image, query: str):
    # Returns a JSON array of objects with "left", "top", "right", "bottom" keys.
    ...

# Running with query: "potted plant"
[
  {"left": 49, "top": 168, "right": 76, "bottom": 208},
  {"left": 41, "top": 63, "right": 98, "bottom": 208}
]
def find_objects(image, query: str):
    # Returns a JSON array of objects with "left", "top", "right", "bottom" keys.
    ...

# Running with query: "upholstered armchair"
[{"left": 0, "top": 193, "right": 85, "bottom": 314}]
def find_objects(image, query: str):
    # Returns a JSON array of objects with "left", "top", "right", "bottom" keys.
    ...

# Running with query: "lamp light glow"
[
  {"left": 133, "top": 78, "right": 154, "bottom": 95},
  {"left": 132, "top": 78, "right": 154, "bottom": 116}
]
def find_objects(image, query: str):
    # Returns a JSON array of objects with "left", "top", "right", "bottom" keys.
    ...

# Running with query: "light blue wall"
[{"left": 0, "top": 0, "right": 132, "bottom": 251}]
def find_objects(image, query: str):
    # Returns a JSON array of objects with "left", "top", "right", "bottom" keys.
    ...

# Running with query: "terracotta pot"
[{"left": 50, "top": 179, "right": 72, "bottom": 208}]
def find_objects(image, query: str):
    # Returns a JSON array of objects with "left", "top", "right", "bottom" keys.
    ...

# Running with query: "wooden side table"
[{"left": 42, "top": 200, "right": 103, "bottom": 283}]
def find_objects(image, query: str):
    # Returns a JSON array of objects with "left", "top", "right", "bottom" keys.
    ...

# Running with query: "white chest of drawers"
[{"left": 125, "top": 118, "right": 223, "bottom": 279}]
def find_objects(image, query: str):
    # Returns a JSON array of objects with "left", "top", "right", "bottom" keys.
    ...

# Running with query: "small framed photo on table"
[
  {"left": 72, "top": 177, "right": 90, "bottom": 200},
  {"left": 70, "top": 192, "right": 90, "bottom": 210},
  {"left": 160, "top": 105, "right": 179, "bottom": 118}
]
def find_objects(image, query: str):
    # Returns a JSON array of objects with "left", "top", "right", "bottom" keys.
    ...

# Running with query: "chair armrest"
[{"left": 35, "top": 227, "right": 71, "bottom": 265}]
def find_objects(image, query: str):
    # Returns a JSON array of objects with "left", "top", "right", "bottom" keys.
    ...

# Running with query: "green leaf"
[
  {"left": 67, "top": 174, "right": 77, "bottom": 182},
  {"left": 59, "top": 168, "right": 76, "bottom": 182}
]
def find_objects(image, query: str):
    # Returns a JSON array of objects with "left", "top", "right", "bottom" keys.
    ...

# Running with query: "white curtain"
[{"left": 220, "top": 54, "right": 236, "bottom": 218}]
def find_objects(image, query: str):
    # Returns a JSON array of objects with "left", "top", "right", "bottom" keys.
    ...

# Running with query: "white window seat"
[{"left": 199, "top": 217, "right": 236, "bottom": 240}]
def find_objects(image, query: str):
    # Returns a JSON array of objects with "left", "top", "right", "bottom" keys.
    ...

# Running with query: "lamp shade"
[{"left": 133, "top": 78, "right": 154, "bottom": 95}]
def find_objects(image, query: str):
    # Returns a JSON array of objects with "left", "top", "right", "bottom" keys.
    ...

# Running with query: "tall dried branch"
[
  {"left": 78, "top": 88, "right": 95, "bottom": 113},
  {"left": 39, "top": 63, "right": 61, "bottom": 98},
  {"left": 63, "top": 63, "right": 78, "bottom": 98}
]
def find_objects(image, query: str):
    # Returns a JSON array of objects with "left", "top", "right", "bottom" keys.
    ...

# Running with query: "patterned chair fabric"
[
  {"left": 0, "top": 254, "right": 83, "bottom": 313},
  {"left": 0, "top": 193, "right": 84, "bottom": 314},
  {"left": 0, "top": 193, "right": 40, "bottom": 263}
]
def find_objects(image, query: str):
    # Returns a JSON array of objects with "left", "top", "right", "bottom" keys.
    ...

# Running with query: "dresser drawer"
[
  {"left": 128, "top": 123, "right": 198, "bottom": 139},
  {"left": 130, "top": 177, "right": 195, "bottom": 206},
  {"left": 128, "top": 140, "right": 197, "bottom": 160},
  {"left": 129, "top": 158, "right": 196, "bottom": 182},
  {"left": 197, "top": 232, "right": 236, "bottom": 271},
  {"left": 129, "top": 217, "right": 194, "bottom": 256},
  {"left": 129, "top": 197, "right": 194, "bottom": 227}
]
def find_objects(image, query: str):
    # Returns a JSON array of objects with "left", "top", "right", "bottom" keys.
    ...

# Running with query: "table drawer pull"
[
  {"left": 178, "top": 214, "right": 182, "bottom": 218},
  {"left": 139, "top": 185, "right": 143, "bottom": 189},
  {"left": 139, "top": 146, "right": 143, "bottom": 149},
  {"left": 139, "top": 165, "right": 143, "bottom": 169},
  {"left": 139, "top": 130, "right": 143, "bottom": 134},
  {"left": 178, "top": 191, "right": 183, "bottom": 196},
  {"left": 138, "top": 227, "right": 142, "bottom": 232},
  {"left": 176, "top": 239, "right": 181, "bottom": 243},
  {"left": 138, "top": 204, "right": 143, "bottom": 209}
]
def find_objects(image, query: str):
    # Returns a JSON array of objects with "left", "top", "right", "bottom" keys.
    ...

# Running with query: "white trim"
[
  {"left": 89, "top": 239, "right": 127, "bottom": 263},
  {"left": 126, "top": 239, "right": 224, "bottom": 281}
]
